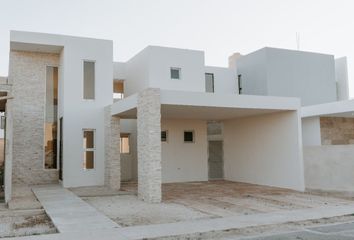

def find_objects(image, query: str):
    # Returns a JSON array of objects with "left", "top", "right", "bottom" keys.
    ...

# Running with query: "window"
[
  {"left": 83, "top": 61, "right": 95, "bottom": 99},
  {"left": 83, "top": 130, "right": 95, "bottom": 169},
  {"left": 45, "top": 66, "right": 58, "bottom": 169},
  {"left": 161, "top": 131, "right": 168, "bottom": 142},
  {"left": 170, "top": 67, "right": 181, "bottom": 80},
  {"left": 113, "top": 80, "right": 124, "bottom": 100},
  {"left": 120, "top": 133, "right": 130, "bottom": 154},
  {"left": 205, "top": 73, "right": 214, "bottom": 93},
  {"left": 184, "top": 131, "right": 194, "bottom": 143},
  {"left": 238, "top": 74, "right": 242, "bottom": 94}
]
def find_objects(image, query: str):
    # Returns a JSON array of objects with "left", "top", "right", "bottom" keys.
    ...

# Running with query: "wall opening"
[
  {"left": 83, "top": 61, "right": 95, "bottom": 99},
  {"left": 44, "top": 67, "right": 58, "bottom": 169},
  {"left": 113, "top": 80, "right": 124, "bottom": 100},
  {"left": 83, "top": 129, "right": 95, "bottom": 169}
]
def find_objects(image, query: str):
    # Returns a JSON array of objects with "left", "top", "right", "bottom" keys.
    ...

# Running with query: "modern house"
[{"left": 1, "top": 31, "right": 307, "bottom": 204}]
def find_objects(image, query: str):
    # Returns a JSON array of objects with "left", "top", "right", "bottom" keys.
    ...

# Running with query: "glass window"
[
  {"left": 161, "top": 131, "right": 168, "bottom": 142},
  {"left": 184, "top": 131, "right": 194, "bottom": 143},
  {"left": 170, "top": 67, "right": 181, "bottom": 80},
  {"left": 83, "top": 129, "right": 95, "bottom": 169},
  {"left": 83, "top": 61, "right": 95, "bottom": 99},
  {"left": 205, "top": 73, "right": 214, "bottom": 93},
  {"left": 120, "top": 133, "right": 130, "bottom": 154}
]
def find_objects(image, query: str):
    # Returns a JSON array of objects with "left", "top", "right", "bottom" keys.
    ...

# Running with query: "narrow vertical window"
[
  {"left": 113, "top": 80, "right": 124, "bottom": 100},
  {"left": 45, "top": 66, "right": 58, "bottom": 169},
  {"left": 83, "top": 130, "right": 95, "bottom": 169},
  {"left": 120, "top": 133, "right": 130, "bottom": 154},
  {"left": 205, "top": 73, "right": 214, "bottom": 93},
  {"left": 83, "top": 61, "right": 95, "bottom": 99}
]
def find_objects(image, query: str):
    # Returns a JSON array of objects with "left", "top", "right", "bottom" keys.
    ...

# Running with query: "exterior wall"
[
  {"left": 234, "top": 49, "right": 268, "bottom": 96},
  {"left": 120, "top": 119, "right": 137, "bottom": 181},
  {"left": 204, "top": 66, "right": 237, "bottom": 94},
  {"left": 113, "top": 62, "right": 127, "bottom": 80},
  {"left": 223, "top": 111, "right": 305, "bottom": 191},
  {"left": 237, "top": 48, "right": 337, "bottom": 106},
  {"left": 148, "top": 46, "right": 205, "bottom": 92},
  {"left": 137, "top": 88, "right": 161, "bottom": 203},
  {"left": 9, "top": 51, "right": 59, "bottom": 184},
  {"left": 60, "top": 37, "right": 113, "bottom": 188},
  {"left": 161, "top": 119, "right": 208, "bottom": 183},
  {"left": 4, "top": 97, "right": 13, "bottom": 203},
  {"left": 302, "top": 117, "right": 321, "bottom": 146},
  {"left": 320, "top": 117, "right": 354, "bottom": 145},
  {"left": 304, "top": 145, "right": 354, "bottom": 192},
  {"left": 335, "top": 57, "right": 349, "bottom": 101}
]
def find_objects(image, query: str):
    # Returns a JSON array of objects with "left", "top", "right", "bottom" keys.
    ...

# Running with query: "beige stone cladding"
[
  {"left": 104, "top": 106, "right": 121, "bottom": 190},
  {"left": 320, "top": 117, "right": 354, "bottom": 145},
  {"left": 137, "top": 88, "right": 162, "bottom": 203},
  {"left": 9, "top": 51, "right": 59, "bottom": 184}
]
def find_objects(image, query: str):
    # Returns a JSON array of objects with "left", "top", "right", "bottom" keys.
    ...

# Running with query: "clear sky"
[{"left": 1, "top": 0, "right": 354, "bottom": 95}]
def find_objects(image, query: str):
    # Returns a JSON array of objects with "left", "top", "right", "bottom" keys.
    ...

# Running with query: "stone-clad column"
[
  {"left": 104, "top": 106, "right": 121, "bottom": 190},
  {"left": 137, "top": 88, "right": 162, "bottom": 203}
]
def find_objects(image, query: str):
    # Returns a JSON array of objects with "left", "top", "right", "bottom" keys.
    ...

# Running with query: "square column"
[
  {"left": 104, "top": 106, "right": 121, "bottom": 190},
  {"left": 137, "top": 88, "right": 162, "bottom": 203}
]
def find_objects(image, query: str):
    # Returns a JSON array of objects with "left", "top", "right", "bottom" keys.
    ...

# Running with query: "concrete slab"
[
  {"left": 239, "top": 231, "right": 354, "bottom": 240},
  {"left": 32, "top": 185, "right": 120, "bottom": 233},
  {"left": 309, "top": 222, "right": 354, "bottom": 233}
]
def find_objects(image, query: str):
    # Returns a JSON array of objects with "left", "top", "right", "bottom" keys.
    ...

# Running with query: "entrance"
[{"left": 208, "top": 140, "right": 223, "bottom": 179}]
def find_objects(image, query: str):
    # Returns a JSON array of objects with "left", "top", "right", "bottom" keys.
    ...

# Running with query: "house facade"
[{"left": 2, "top": 31, "right": 309, "bottom": 204}]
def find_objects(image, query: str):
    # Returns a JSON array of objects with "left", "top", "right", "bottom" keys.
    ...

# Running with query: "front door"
[{"left": 208, "top": 140, "right": 223, "bottom": 179}]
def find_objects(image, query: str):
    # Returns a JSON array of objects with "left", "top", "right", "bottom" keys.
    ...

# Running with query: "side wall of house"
[
  {"left": 302, "top": 117, "right": 321, "bottom": 146},
  {"left": 320, "top": 117, "right": 354, "bottom": 145},
  {"left": 9, "top": 51, "right": 59, "bottom": 184},
  {"left": 120, "top": 119, "right": 138, "bottom": 181},
  {"left": 204, "top": 66, "right": 237, "bottom": 94},
  {"left": 223, "top": 111, "right": 305, "bottom": 191},
  {"left": 161, "top": 119, "right": 208, "bottom": 183}
]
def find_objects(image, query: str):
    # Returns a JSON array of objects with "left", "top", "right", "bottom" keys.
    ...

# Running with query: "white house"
[{"left": 2, "top": 31, "right": 306, "bottom": 204}]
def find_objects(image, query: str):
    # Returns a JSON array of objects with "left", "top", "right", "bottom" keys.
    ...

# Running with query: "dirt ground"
[
  {"left": 0, "top": 185, "right": 57, "bottom": 238},
  {"left": 83, "top": 181, "right": 354, "bottom": 227}
]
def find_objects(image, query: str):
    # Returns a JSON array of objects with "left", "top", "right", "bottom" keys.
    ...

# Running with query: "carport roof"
[
  {"left": 302, "top": 99, "right": 354, "bottom": 118},
  {"left": 111, "top": 90, "right": 300, "bottom": 120}
]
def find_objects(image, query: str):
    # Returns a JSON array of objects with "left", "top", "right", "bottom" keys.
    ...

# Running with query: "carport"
[{"left": 111, "top": 88, "right": 305, "bottom": 203}]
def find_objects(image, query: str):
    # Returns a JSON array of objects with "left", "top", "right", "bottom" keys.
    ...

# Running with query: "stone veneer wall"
[
  {"left": 320, "top": 117, "right": 354, "bottom": 145},
  {"left": 104, "top": 106, "right": 121, "bottom": 190},
  {"left": 137, "top": 88, "right": 162, "bottom": 203},
  {"left": 9, "top": 51, "right": 59, "bottom": 184}
]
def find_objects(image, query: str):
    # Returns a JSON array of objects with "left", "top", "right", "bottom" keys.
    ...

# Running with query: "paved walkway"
[{"left": 32, "top": 185, "right": 120, "bottom": 233}]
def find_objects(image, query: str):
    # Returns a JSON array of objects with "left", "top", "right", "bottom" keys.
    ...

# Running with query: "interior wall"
[
  {"left": 161, "top": 119, "right": 208, "bottom": 183},
  {"left": 223, "top": 111, "right": 305, "bottom": 191}
]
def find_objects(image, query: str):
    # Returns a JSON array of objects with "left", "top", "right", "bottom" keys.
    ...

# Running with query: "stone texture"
[
  {"left": 137, "top": 88, "right": 161, "bottom": 203},
  {"left": 9, "top": 51, "right": 59, "bottom": 184},
  {"left": 104, "top": 106, "right": 121, "bottom": 190},
  {"left": 320, "top": 117, "right": 354, "bottom": 145}
]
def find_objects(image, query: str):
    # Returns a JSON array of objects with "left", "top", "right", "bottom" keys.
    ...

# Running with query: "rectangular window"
[
  {"left": 83, "top": 129, "right": 95, "bottom": 169},
  {"left": 83, "top": 61, "right": 95, "bottom": 99},
  {"left": 161, "top": 131, "right": 168, "bottom": 142},
  {"left": 205, "top": 73, "right": 214, "bottom": 93},
  {"left": 170, "top": 67, "right": 181, "bottom": 80},
  {"left": 113, "top": 80, "right": 124, "bottom": 100},
  {"left": 45, "top": 66, "right": 58, "bottom": 169},
  {"left": 120, "top": 133, "right": 130, "bottom": 154},
  {"left": 184, "top": 131, "right": 194, "bottom": 143}
]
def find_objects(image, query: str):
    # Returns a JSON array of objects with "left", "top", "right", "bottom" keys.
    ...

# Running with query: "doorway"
[{"left": 208, "top": 140, "right": 223, "bottom": 179}]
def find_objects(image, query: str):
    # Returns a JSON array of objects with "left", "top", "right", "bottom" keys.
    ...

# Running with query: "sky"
[{"left": 1, "top": 0, "right": 354, "bottom": 95}]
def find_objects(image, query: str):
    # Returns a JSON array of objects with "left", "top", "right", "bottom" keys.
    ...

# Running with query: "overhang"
[
  {"left": 302, "top": 99, "right": 354, "bottom": 118},
  {"left": 111, "top": 90, "right": 300, "bottom": 120}
]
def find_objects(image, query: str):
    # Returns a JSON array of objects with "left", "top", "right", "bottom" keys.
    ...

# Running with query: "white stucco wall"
[
  {"left": 236, "top": 48, "right": 337, "bottom": 106},
  {"left": 113, "top": 62, "right": 127, "bottom": 80},
  {"left": 204, "top": 66, "right": 237, "bottom": 94},
  {"left": 223, "top": 111, "right": 305, "bottom": 191},
  {"left": 161, "top": 119, "right": 208, "bottom": 183},
  {"left": 120, "top": 119, "right": 137, "bottom": 181},
  {"left": 304, "top": 145, "right": 354, "bottom": 192},
  {"left": 301, "top": 117, "right": 321, "bottom": 146},
  {"left": 60, "top": 36, "right": 113, "bottom": 188},
  {"left": 335, "top": 57, "right": 349, "bottom": 101}
]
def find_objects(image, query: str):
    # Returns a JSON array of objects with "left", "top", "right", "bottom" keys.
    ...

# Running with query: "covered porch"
[{"left": 110, "top": 88, "right": 305, "bottom": 203}]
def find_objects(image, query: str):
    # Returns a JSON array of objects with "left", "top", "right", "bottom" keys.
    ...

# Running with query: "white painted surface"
[
  {"left": 304, "top": 145, "right": 354, "bottom": 192},
  {"left": 223, "top": 111, "right": 305, "bottom": 191},
  {"left": 161, "top": 119, "right": 208, "bottom": 183},
  {"left": 204, "top": 66, "right": 237, "bottom": 94},
  {"left": 113, "top": 62, "right": 127, "bottom": 80},
  {"left": 236, "top": 47, "right": 337, "bottom": 106},
  {"left": 302, "top": 117, "right": 321, "bottom": 146},
  {"left": 335, "top": 57, "right": 349, "bottom": 101},
  {"left": 301, "top": 99, "right": 354, "bottom": 118}
]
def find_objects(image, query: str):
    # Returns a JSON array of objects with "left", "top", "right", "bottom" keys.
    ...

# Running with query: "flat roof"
[{"left": 302, "top": 99, "right": 354, "bottom": 118}]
